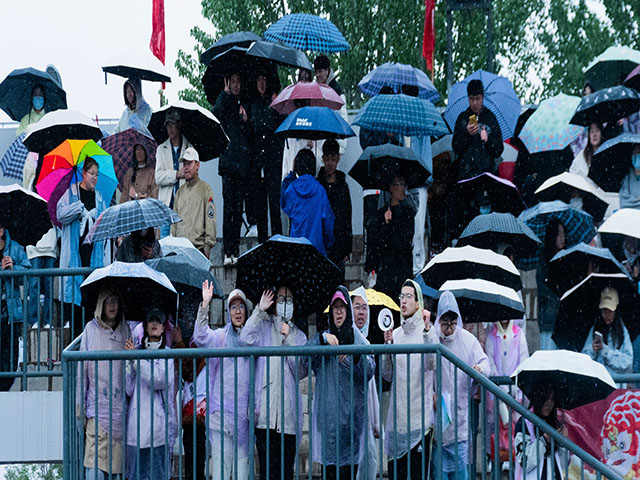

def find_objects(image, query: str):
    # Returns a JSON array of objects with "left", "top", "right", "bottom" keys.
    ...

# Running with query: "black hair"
[
  {"left": 542, "top": 218, "right": 564, "bottom": 263},
  {"left": 467, "top": 79, "right": 484, "bottom": 97},
  {"left": 294, "top": 149, "right": 316, "bottom": 177},
  {"left": 31, "top": 83, "right": 45, "bottom": 98},
  {"left": 314, "top": 55, "right": 330, "bottom": 71},
  {"left": 83, "top": 156, "right": 99, "bottom": 172},
  {"left": 401, "top": 280, "right": 418, "bottom": 300},
  {"left": 584, "top": 122, "right": 603, "bottom": 167},
  {"left": 123, "top": 80, "right": 137, "bottom": 110},
  {"left": 141, "top": 311, "right": 167, "bottom": 349},
  {"left": 131, "top": 144, "right": 148, "bottom": 185},
  {"left": 582, "top": 81, "right": 595, "bottom": 96},
  {"left": 379, "top": 86, "right": 394, "bottom": 95},
  {"left": 322, "top": 139, "right": 340, "bottom": 156},
  {"left": 593, "top": 308, "right": 625, "bottom": 349},
  {"left": 401, "top": 84, "right": 419, "bottom": 97}
]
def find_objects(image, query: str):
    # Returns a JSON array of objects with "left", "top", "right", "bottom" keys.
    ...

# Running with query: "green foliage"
[{"left": 4, "top": 463, "right": 63, "bottom": 480}]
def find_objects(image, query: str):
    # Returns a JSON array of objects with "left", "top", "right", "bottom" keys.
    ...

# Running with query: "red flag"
[
  {"left": 150, "top": 0, "right": 165, "bottom": 65},
  {"left": 422, "top": 0, "right": 435, "bottom": 73}
]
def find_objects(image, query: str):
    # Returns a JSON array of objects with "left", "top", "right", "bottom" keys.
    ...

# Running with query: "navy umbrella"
[
  {"left": 22, "top": 110, "right": 103, "bottom": 155},
  {"left": 263, "top": 14, "right": 350, "bottom": 53},
  {"left": 275, "top": 106, "right": 355, "bottom": 140},
  {"left": 200, "top": 31, "right": 262, "bottom": 65},
  {"left": 349, "top": 144, "right": 430, "bottom": 190},
  {"left": 358, "top": 62, "right": 440, "bottom": 102},
  {"left": 570, "top": 86, "right": 640, "bottom": 126},
  {"left": 456, "top": 172, "right": 525, "bottom": 216},
  {"left": 0, "top": 184, "right": 52, "bottom": 247},
  {"left": 0, "top": 67, "right": 67, "bottom": 122},
  {"left": 589, "top": 133, "right": 640, "bottom": 192}
]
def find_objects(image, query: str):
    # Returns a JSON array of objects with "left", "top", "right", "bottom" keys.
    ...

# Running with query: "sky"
[{"left": 0, "top": 0, "right": 212, "bottom": 123}]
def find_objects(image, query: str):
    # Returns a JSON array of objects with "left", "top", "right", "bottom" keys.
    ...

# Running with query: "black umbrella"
[
  {"left": 246, "top": 40, "right": 312, "bottom": 70},
  {"left": 22, "top": 110, "right": 103, "bottom": 155},
  {"left": 570, "top": 86, "right": 640, "bottom": 126},
  {"left": 146, "top": 252, "right": 221, "bottom": 295},
  {"left": 349, "top": 144, "right": 430, "bottom": 190},
  {"left": 589, "top": 133, "right": 640, "bottom": 192},
  {"left": 456, "top": 172, "right": 525, "bottom": 216},
  {"left": 0, "top": 184, "right": 52, "bottom": 247},
  {"left": 235, "top": 235, "right": 342, "bottom": 321},
  {"left": 200, "top": 31, "right": 262, "bottom": 66},
  {"left": 0, "top": 67, "right": 67, "bottom": 121}
]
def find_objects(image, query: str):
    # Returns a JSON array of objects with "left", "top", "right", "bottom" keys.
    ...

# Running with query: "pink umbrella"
[{"left": 270, "top": 81, "right": 344, "bottom": 115}]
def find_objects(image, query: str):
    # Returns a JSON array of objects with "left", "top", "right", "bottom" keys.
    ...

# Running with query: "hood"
[
  {"left": 435, "top": 290, "right": 462, "bottom": 342},
  {"left": 290, "top": 174, "right": 321, "bottom": 199},
  {"left": 94, "top": 288, "right": 124, "bottom": 330},
  {"left": 1, "top": 228, "right": 12, "bottom": 248},
  {"left": 328, "top": 285, "right": 355, "bottom": 345},
  {"left": 401, "top": 279, "right": 425, "bottom": 333},
  {"left": 124, "top": 77, "right": 146, "bottom": 111},
  {"left": 350, "top": 286, "right": 370, "bottom": 337},
  {"left": 317, "top": 167, "right": 347, "bottom": 186}
]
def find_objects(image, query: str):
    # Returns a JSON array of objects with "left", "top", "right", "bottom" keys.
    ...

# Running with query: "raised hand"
[
  {"left": 259, "top": 290, "right": 274, "bottom": 312},
  {"left": 202, "top": 280, "right": 214, "bottom": 308}
]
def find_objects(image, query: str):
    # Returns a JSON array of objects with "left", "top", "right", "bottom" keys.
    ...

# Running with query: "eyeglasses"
[
  {"left": 277, "top": 296, "right": 293, "bottom": 306},
  {"left": 440, "top": 322, "right": 457, "bottom": 330},
  {"left": 398, "top": 293, "right": 415, "bottom": 301},
  {"left": 333, "top": 305, "right": 347, "bottom": 312},
  {"left": 353, "top": 305, "right": 367, "bottom": 312},
  {"left": 230, "top": 304, "right": 246, "bottom": 311}
]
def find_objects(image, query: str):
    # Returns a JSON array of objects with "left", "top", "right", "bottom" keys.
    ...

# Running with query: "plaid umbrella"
[
  {"left": 444, "top": 70, "right": 521, "bottom": 141},
  {"left": 263, "top": 14, "right": 350, "bottom": 53},
  {"left": 584, "top": 46, "right": 640, "bottom": 90},
  {"left": 358, "top": 62, "right": 440, "bottom": 102},
  {"left": 589, "top": 133, "right": 640, "bottom": 192},
  {"left": 84, "top": 198, "right": 182, "bottom": 243},
  {"left": 270, "top": 81, "right": 344, "bottom": 115},
  {"left": 570, "top": 86, "right": 640, "bottom": 126},
  {"left": 519, "top": 94, "right": 586, "bottom": 154},
  {"left": 0, "top": 133, "right": 28, "bottom": 181},
  {"left": 517, "top": 200, "right": 597, "bottom": 270},
  {"left": 353, "top": 93, "right": 449, "bottom": 137},
  {"left": 100, "top": 128, "right": 158, "bottom": 185}
]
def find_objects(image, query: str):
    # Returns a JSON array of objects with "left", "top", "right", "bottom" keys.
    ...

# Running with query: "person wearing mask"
[
  {"left": 569, "top": 122, "right": 603, "bottom": 178},
  {"left": 303, "top": 286, "right": 376, "bottom": 480},
  {"left": 114, "top": 78, "right": 152, "bottom": 135},
  {"left": 214, "top": 73, "right": 251, "bottom": 266},
  {"left": 240, "top": 286, "right": 307, "bottom": 480},
  {"left": 116, "top": 228, "right": 162, "bottom": 263},
  {"left": 119, "top": 144, "right": 158, "bottom": 203},
  {"left": 619, "top": 144, "right": 640, "bottom": 209},
  {"left": 434, "top": 290, "right": 490, "bottom": 480},
  {"left": 16, "top": 84, "right": 47, "bottom": 137},
  {"left": 170, "top": 148, "right": 216, "bottom": 258},
  {"left": 192, "top": 281, "right": 252, "bottom": 480},
  {"left": 382, "top": 280, "right": 438, "bottom": 479}
]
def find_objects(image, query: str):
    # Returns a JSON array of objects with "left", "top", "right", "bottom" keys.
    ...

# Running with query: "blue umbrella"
[
  {"left": 264, "top": 14, "right": 350, "bottom": 53},
  {"left": 444, "top": 70, "right": 521, "bottom": 141},
  {"left": 0, "top": 133, "right": 28, "bottom": 181},
  {"left": 275, "top": 106, "right": 355, "bottom": 140},
  {"left": 353, "top": 94, "right": 449, "bottom": 137},
  {"left": 358, "top": 62, "right": 440, "bottom": 102},
  {"left": 0, "top": 67, "right": 67, "bottom": 121}
]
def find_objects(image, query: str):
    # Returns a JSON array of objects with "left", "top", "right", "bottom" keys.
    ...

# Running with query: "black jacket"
[
  {"left": 249, "top": 94, "right": 285, "bottom": 172},
  {"left": 213, "top": 91, "right": 251, "bottom": 177},
  {"left": 317, "top": 168, "right": 353, "bottom": 261},
  {"left": 452, "top": 106, "right": 504, "bottom": 180}
]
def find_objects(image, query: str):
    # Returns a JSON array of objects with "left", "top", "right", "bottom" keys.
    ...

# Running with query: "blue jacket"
[
  {"left": 281, "top": 172, "right": 335, "bottom": 256},
  {"left": 1, "top": 229, "right": 31, "bottom": 323}
]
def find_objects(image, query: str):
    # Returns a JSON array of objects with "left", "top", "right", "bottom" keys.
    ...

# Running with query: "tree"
[{"left": 4, "top": 464, "right": 63, "bottom": 480}]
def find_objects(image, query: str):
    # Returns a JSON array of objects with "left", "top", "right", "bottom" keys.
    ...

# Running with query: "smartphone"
[
  {"left": 594, "top": 331, "right": 604, "bottom": 343},
  {"left": 468, "top": 114, "right": 478, "bottom": 125}
]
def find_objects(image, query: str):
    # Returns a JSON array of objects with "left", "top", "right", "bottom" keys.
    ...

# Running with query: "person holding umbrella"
[
  {"left": 16, "top": 84, "right": 46, "bottom": 137},
  {"left": 619, "top": 144, "right": 640, "bottom": 209},
  {"left": 118, "top": 144, "right": 158, "bottom": 203},
  {"left": 569, "top": 122, "right": 603, "bottom": 178},
  {"left": 114, "top": 78, "right": 152, "bottom": 135},
  {"left": 116, "top": 227, "right": 162, "bottom": 263}
]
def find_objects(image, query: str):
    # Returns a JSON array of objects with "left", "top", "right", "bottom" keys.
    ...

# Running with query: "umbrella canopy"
[
  {"left": 246, "top": 40, "right": 312, "bottom": 70},
  {"left": 236, "top": 235, "right": 342, "bottom": 319},
  {"left": 589, "top": 133, "right": 640, "bottom": 192},
  {"left": 444, "top": 69, "right": 521, "bottom": 141},
  {"left": 0, "top": 67, "right": 67, "bottom": 121},
  {"left": 570, "top": 86, "right": 640, "bottom": 126},
  {"left": 534, "top": 172, "right": 610, "bottom": 223},
  {"left": 584, "top": 46, "right": 640, "bottom": 90},
  {"left": 353, "top": 93, "right": 449, "bottom": 137},
  {"left": 158, "top": 236, "right": 211, "bottom": 271},
  {"left": 623, "top": 64, "right": 640, "bottom": 92},
  {"left": 553, "top": 273, "right": 639, "bottom": 351},
  {"left": 102, "top": 50, "right": 171, "bottom": 83},
  {"left": 200, "top": 31, "right": 262, "bottom": 65},
  {"left": 84, "top": 198, "right": 181, "bottom": 243},
  {"left": 263, "top": 14, "right": 350, "bottom": 53},
  {"left": 0, "top": 133, "right": 29, "bottom": 181},
  {"left": 275, "top": 106, "right": 355, "bottom": 140},
  {"left": 548, "top": 243, "right": 632, "bottom": 296},
  {"left": 598, "top": 208, "right": 640, "bottom": 240},
  {"left": 36, "top": 140, "right": 117, "bottom": 228},
  {"left": 438, "top": 279, "right": 524, "bottom": 323},
  {"left": 0, "top": 184, "right": 52, "bottom": 247},
  {"left": 422, "top": 245, "right": 522, "bottom": 291},
  {"left": 358, "top": 62, "right": 440, "bottom": 102},
  {"left": 148, "top": 101, "right": 229, "bottom": 161},
  {"left": 146, "top": 252, "right": 222, "bottom": 296},
  {"left": 270, "top": 81, "right": 344, "bottom": 115},
  {"left": 512, "top": 349, "right": 616, "bottom": 409},
  {"left": 349, "top": 144, "right": 430, "bottom": 190},
  {"left": 519, "top": 94, "right": 586, "bottom": 154},
  {"left": 80, "top": 261, "right": 177, "bottom": 322},
  {"left": 456, "top": 172, "right": 525, "bottom": 216},
  {"left": 22, "top": 110, "right": 103, "bottom": 155},
  {"left": 457, "top": 212, "right": 542, "bottom": 260},
  {"left": 100, "top": 128, "right": 158, "bottom": 185},
  {"left": 518, "top": 201, "right": 597, "bottom": 270}
]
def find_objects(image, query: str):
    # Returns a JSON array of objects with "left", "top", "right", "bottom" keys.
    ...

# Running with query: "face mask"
[
  {"left": 479, "top": 205, "right": 491, "bottom": 215},
  {"left": 277, "top": 303, "right": 293, "bottom": 321},
  {"left": 569, "top": 197, "right": 583, "bottom": 210},
  {"left": 633, "top": 153, "right": 640, "bottom": 170},
  {"left": 33, "top": 96, "right": 44, "bottom": 110}
]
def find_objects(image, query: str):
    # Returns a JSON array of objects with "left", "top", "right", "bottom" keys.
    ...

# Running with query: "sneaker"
[{"left": 223, "top": 255, "right": 233, "bottom": 267}]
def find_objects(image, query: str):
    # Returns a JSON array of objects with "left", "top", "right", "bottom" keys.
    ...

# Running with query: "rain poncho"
[
  {"left": 0, "top": 229, "right": 31, "bottom": 323},
  {"left": 581, "top": 323, "right": 633, "bottom": 376},
  {"left": 382, "top": 280, "right": 438, "bottom": 461},
  {"left": 302, "top": 286, "right": 376, "bottom": 467},
  {"left": 619, "top": 169, "right": 640, "bottom": 210},
  {"left": 114, "top": 78, "right": 152, "bottom": 135},
  {"left": 16, "top": 107, "right": 46, "bottom": 137}
]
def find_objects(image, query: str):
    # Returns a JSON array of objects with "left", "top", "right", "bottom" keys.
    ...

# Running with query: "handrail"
[{"left": 0, "top": 267, "right": 95, "bottom": 278}]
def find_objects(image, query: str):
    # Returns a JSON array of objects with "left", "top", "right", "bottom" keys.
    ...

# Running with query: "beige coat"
[
  {"left": 154, "top": 135, "right": 193, "bottom": 206},
  {"left": 171, "top": 177, "right": 216, "bottom": 253},
  {"left": 119, "top": 164, "right": 158, "bottom": 203}
]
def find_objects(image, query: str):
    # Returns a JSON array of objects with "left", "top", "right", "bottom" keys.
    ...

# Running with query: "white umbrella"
[
  {"left": 512, "top": 349, "right": 616, "bottom": 409},
  {"left": 159, "top": 236, "right": 211, "bottom": 271},
  {"left": 598, "top": 208, "right": 640, "bottom": 240},
  {"left": 535, "top": 172, "right": 610, "bottom": 222},
  {"left": 102, "top": 50, "right": 172, "bottom": 83},
  {"left": 22, "top": 109, "right": 102, "bottom": 154}
]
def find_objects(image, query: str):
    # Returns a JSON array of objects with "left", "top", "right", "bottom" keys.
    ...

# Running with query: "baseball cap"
[
  {"left": 181, "top": 147, "right": 200, "bottom": 163},
  {"left": 599, "top": 287, "right": 619, "bottom": 311}
]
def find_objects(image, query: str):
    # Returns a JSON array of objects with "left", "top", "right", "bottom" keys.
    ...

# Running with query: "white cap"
[{"left": 181, "top": 147, "right": 200, "bottom": 163}]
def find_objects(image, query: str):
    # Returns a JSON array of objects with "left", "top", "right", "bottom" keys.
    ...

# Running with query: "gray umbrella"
[{"left": 246, "top": 40, "right": 312, "bottom": 70}]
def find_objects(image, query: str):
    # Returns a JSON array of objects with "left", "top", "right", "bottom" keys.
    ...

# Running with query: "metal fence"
[{"left": 62, "top": 341, "right": 622, "bottom": 480}]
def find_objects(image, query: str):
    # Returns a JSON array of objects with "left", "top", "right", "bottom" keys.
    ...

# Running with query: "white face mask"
[{"left": 277, "top": 302, "right": 294, "bottom": 321}]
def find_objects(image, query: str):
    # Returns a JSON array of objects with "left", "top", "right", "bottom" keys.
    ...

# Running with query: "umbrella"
[
  {"left": 158, "top": 236, "right": 211, "bottom": 271},
  {"left": 0, "top": 133, "right": 29, "bottom": 181},
  {"left": 517, "top": 201, "right": 597, "bottom": 270},
  {"left": 349, "top": 144, "right": 430, "bottom": 190},
  {"left": 102, "top": 50, "right": 171, "bottom": 83},
  {"left": 80, "top": 261, "right": 177, "bottom": 322},
  {"left": 444, "top": 70, "right": 521, "bottom": 141},
  {"left": 358, "top": 62, "right": 440, "bottom": 102},
  {"left": 0, "top": 184, "right": 52, "bottom": 247},
  {"left": 570, "top": 86, "right": 640, "bottom": 126},
  {"left": 100, "top": 128, "right": 158, "bottom": 185},
  {"left": 623, "top": 64, "right": 640, "bottom": 92},
  {"left": 437, "top": 278, "right": 524, "bottom": 323},
  {"left": 22, "top": 110, "right": 103, "bottom": 155},
  {"left": 146, "top": 252, "right": 222, "bottom": 296},
  {"left": 422, "top": 245, "right": 522, "bottom": 291},
  {"left": 584, "top": 46, "right": 640, "bottom": 91},
  {"left": 589, "top": 133, "right": 640, "bottom": 192},
  {"left": 456, "top": 172, "right": 525, "bottom": 216},
  {"left": 263, "top": 14, "right": 350, "bottom": 53},
  {"left": 534, "top": 172, "right": 610, "bottom": 223},
  {"left": 84, "top": 198, "right": 182, "bottom": 243},
  {"left": 598, "top": 208, "right": 640, "bottom": 240},
  {"left": 246, "top": 40, "right": 313, "bottom": 70},
  {"left": 147, "top": 101, "right": 229, "bottom": 161},
  {"left": 0, "top": 67, "right": 67, "bottom": 121},
  {"left": 353, "top": 93, "right": 449, "bottom": 137},
  {"left": 519, "top": 94, "right": 586, "bottom": 154},
  {"left": 36, "top": 139, "right": 118, "bottom": 228},
  {"left": 457, "top": 212, "right": 542, "bottom": 260},
  {"left": 511, "top": 350, "right": 616, "bottom": 409},
  {"left": 270, "top": 81, "right": 344, "bottom": 115},
  {"left": 275, "top": 106, "right": 355, "bottom": 140},
  {"left": 553, "top": 273, "right": 640, "bottom": 351},
  {"left": 235, "top": 235, "right": 342, "bottom": 319},
  {"left": 548, "top": 243, "right": 632, "bottom": 296},
  {"left": 200, "top": 31, "right": 262, "bottom": 66}
]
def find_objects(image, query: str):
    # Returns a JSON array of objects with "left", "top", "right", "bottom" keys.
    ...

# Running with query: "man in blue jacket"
[{"left": 281, "top": 149, "right": 335, "bottom": 255}]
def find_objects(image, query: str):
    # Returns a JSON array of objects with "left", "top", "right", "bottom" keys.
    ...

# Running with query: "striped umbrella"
[
  {"left": 358, "top": 62, "right": 440, "bottom": 102},
  {"left": 264, "top": 14, "right": 350, "bottom": 53}
]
